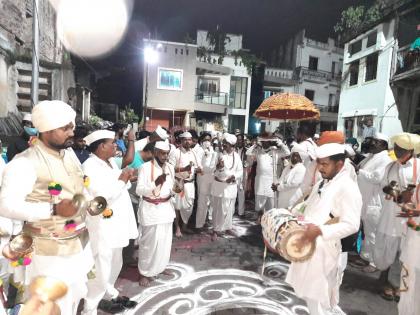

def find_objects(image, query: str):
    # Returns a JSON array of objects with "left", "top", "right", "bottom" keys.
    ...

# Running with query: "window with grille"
[
  {"left": 349, "top": 40, "right": 362, "bottom": 56},
  {"left": 309, "top": 56, "right": 319, "bottom": 71}
]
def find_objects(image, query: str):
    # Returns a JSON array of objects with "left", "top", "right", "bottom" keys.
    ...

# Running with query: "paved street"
[{"left": 103, "top": 209, "right": 398, "bottom": 315}]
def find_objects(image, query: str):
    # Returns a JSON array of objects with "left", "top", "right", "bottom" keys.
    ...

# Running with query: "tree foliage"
[{"left": 334, "top": 1, "right": 386, "bottom": 40}]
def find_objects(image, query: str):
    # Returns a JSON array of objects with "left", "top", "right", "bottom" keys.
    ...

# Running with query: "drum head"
[{"left": 277, "top": 227, "right": 315, "bottom": 263}]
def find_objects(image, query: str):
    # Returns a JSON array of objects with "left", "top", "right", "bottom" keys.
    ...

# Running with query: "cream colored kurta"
[
  {"left": 211, "top": 151, "right": 243, "bottom": 199},
  {"left": 82, "top": 155, "right": 138, "bottom": 253},
  {"left": 0, "top": 141, "right": 94, "bottom": 315},
  {"left": 286, "top": 168, "right": 362, "bottom": 309}
]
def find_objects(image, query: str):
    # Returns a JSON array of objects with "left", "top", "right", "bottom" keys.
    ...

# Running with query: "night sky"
[{"left": 88, "top": 0, "right": 373, "bottom": 108}]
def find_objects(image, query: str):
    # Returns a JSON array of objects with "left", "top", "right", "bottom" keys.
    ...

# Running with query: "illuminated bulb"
[{"left": 56, "top": 0, "right": 129, "bottom": 58}]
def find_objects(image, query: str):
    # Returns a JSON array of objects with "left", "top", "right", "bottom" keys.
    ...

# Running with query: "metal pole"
[
  {"left": 143, "top": 62, "right": 149, "bottom": 129},
  {"left": 30, "top": 0, "right": 40, "bottom": 107}
]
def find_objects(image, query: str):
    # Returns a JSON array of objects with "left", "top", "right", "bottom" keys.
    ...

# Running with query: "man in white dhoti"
[
  {"left": 374, "top": 132, "right": 420, "bottom": 301},
  {"left": 236, "top": 134, "right": 248, "bottom": 216},
  {"left": 81, "top": 130, "right": 138, "bottom": 314},
  {"left": 0, "top": 101, "right": 94, "bottom": 315},
  {"left": 246, "top": 134, "right": 290, "bottom": 220},
  {"left": 134, "top": 125, "right": 168, "bottom": 152},
  {"left": 355, "top": 133, "right": 392, "bottom": 272},
  {"left": 286, "top": 143, "right": 362, "bottom": 315},
  {"left": 211, "top": 134, "right": 243, "bottom": 240},
  {"left": 169, "top": 132, "right": 202, "bottom": 237},
  {"left": 195, "top": 133, "right": 216, "bottom": 229},
  {"left": 272, "top": 143, "right": 306, "bottom": 209},
  {"left": 398, "top": 135, "right": 420, "bottom": 315},
  {"left": 136, "top": 141, "right": 175, "bottom": 287}
]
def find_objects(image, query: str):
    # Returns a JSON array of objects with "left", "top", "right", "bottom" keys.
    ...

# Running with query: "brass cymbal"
[
  {"left": 9, "top": 234, "right": 33, "bottom": 255},
  {"left": 87, "top": 196, "right": 108, "bottom": 216}
]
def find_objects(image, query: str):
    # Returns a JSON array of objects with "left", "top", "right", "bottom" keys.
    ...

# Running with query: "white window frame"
[{"left": 157, "top": 67, "right": 183, "bottom": 91}]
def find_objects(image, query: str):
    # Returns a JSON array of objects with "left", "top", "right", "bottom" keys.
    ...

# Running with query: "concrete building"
[
  {"left": 389, "top": 3, "right": 420, "bottom": 133},
  {"left": 262, "top": 30, "right": 343, "bottom": 133},
  {"left": 337, "top": 19, "right": 403, "bottom": 141},
  {"left": 0, "top": 0, "right": 76, "bottom": 137},
  {"left": 143, "top": 30, "right": 251, "bottom": 134}
]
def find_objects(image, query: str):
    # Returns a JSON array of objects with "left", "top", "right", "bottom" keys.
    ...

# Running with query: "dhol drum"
[{"left": 261, "top": 208, "right": 315, "bottom": 262}]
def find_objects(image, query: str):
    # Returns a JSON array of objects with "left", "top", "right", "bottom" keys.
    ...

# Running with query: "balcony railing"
[
  {"left": 195, "top": 89, "right": 228, "bottom": 106},
  {"left": 395, "top": 45, "right": 420, "bottom": 76},
  {"left": 295, "top": 67, "right": 341, "bottom": 83}
]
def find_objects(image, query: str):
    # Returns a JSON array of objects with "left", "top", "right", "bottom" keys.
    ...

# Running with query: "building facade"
[
  {"left": 0, "top": 0, "right": 76, "bottom": 137},
  {"left": 143, "top": 30, "right": 251, "bottom": 134},
  {"left": 337, "top": 19, "right": 404, "bottom": 141},
  {"left": 263, "top": 30, "right": 343, "bottom": 133}
]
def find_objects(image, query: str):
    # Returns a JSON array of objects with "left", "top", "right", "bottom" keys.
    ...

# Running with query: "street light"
[{"left": 142, "top": 46, "right": 159, "bottom": 129}]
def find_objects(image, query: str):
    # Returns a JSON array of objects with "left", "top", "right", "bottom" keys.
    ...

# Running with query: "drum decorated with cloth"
[{"left": 261, "top": 208, "right": 315, "bottom": 262}]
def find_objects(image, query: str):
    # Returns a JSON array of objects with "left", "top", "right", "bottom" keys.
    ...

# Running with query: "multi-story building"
[
  {"left": 262, "top": 30, "right": 343, "bottom": 133},
  {"left": 143, "top": 30, "right": 251, "bottom": 134},
  {"left": 0, "top": 0, "right": 76, "bottom": 137},
  {"left": 337, "top": 19, "right": 404, "bottom": 140},
  {"left": 389, "top": 3, "right": 420, "bottom": 133}
]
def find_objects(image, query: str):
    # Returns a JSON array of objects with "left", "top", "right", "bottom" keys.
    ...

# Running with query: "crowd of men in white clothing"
[{"left": 0, "top": 100, "right": 418, "bottom": 315}]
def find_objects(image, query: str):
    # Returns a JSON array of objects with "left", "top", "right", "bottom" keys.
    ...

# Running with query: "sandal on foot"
[{"left": 380, "top": 287, "right": 395, "bottom": 301}]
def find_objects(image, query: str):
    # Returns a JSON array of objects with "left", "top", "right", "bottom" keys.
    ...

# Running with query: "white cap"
[
  {"left": 223, "top": 133, "right": 237, "bottom": 145},
  {"left": 32, "top": 100, "right": 76, "bottom": 133},
  {"left": 291, "top": 143, "right": 308, "bottom": 160},
  {"left": 316, "top": 143, "right": 345, "bottom": 159},
  {"left": 155, "top": 125, "right": 169, "bottom": 140},
  {"left": 22, "top": 113, "right": 32, "bottom": 122},
  {"left": 314, "top": 133, "right": 320, "bottom": 139},
  {"left": 344, "top": 144, "right": 356, "bottom": 157},
  {"left": 391, "top": 132, "right": 420, "bottom": 154},
  {"left": 84, "top": 130, "right": 115, "bottom": 146},
  {"left": 179, "top": 131, "right": 192, "bottom": 138},
  {"left": 374, "top": 132, "right": 389, "bottom": 143},
  {"left": 155, "top": 140, "right": 170, "bottom": 151}
]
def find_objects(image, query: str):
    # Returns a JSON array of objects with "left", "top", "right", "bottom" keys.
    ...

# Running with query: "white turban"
[
  {"left": 22, "top": 113, "right": 32, "bottom": 122},
  {"left": 84, "top": 130, "right": 115, "bottom": 146},
  {"left": 391, "top": 132, "right": 420, "bottom": 154},
  {"left": 316, "top": 143, "right": 345, "bottom": 159},
  {"left": 155, "top": 125, "right": 169, "bottom": 140},
  {"left": 179, "top": 131, "right": 192, "bottom": 138},
  {"left": 155, "top": 140, "right": 170, "bottom": 151},
  {"left": 32, "top": 100, "right": 76, "bottom": 132},
  {"left": 223, "top": 133, "right": 237, "bottom": 145}
]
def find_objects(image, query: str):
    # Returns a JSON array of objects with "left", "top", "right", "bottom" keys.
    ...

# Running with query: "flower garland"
[
  {"left": 407, "top": 218, "right": 420, "bottom": 231},
  {"left": 10, "top": 254, "right": 32, "bottom": 267}
]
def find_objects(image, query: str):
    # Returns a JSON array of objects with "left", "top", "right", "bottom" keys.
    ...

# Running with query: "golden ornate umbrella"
[{"left": 254, "top": 93, "right": 320, "bottom": 121}]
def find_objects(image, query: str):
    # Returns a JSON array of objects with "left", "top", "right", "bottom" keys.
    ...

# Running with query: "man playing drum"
[{"left": 286, "top": 143, "right": 362, "bottom": 315}]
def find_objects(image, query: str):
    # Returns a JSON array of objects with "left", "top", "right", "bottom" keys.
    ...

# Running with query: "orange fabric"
[{"left": 318, "top": 131, "right": 345, "bottom": 145}]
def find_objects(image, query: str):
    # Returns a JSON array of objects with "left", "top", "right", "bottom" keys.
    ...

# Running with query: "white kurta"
[
  {"left": 195, "top": 146, "right": 216, "bottom": 228},
  {"left": 136, "top": 160, "right": 175, "bottom": 277},
  {"left": 169, "top": 147, "right": 202, "bottom": 224},
  {"left": 81, "top": 155, "right": 138, "bottom": 313},
  {"left": 374, "top": 158, "right": 420, "bottom": 271},
  {"left": 356, "top": 150, "right": 392, "bottom": 263},
  {"left": 211, "top": 151, "right": 243, "bottom": 232},
  {"left": 247, "top": 144, "right": 290, "bottom": 210},
  {"left": 286, "top": 168, "right": 362, "bottom": 310},
  {"left": 298, "top": 138, "right": 317, "bottom": 167},
  {"left": 82, "top": 156, "right": 138, "bottom": 253},
  {"left": 276, "top": 162, "right": 306, "bottom": 209}
]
